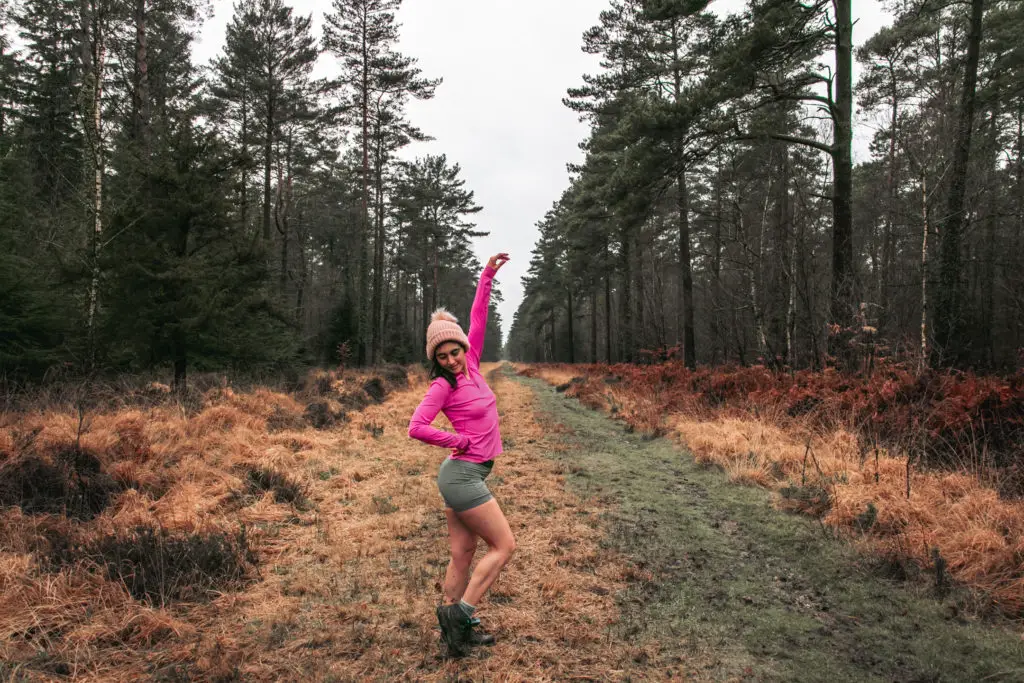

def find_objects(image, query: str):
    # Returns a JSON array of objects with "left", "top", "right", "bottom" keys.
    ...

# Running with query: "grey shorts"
[{"left": 437, "top": 457, "right": 495, "bottom": 512}]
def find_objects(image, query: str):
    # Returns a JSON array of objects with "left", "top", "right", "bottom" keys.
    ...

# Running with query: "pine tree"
[
  {"left": 566, "top": 0, "right": 722, "bottom": 367},
  {"left": 213, "top": 0, "right": 318, "bottom": 244},
  {"left": 15, "top": 0, "right": 84, "bottom": 202},
  {"left": 210, "top": 1, "right": 261, "bottom": 234},
  {"left": 323, "top": 0, "right": 439, "bottom": 365},
  {"left": 934, "top": 0, "right": 986, "bottom": 365},
  {"left": 856, "top": 13, "right": 931, "bottom": 342},
  {"left": 717, "top": 0, "right": 856, "bottom": 365},
  {"left": 101, "top": 0, "right": 299, "bottom": 387},
  {"left": 0, "top": 0, "right": 23, "bottom": 142},
  {"left": 392, "top": 154, "right": 484, "bottom": 354}
]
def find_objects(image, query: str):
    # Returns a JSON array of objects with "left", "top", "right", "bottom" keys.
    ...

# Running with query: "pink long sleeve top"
[{"left": 407, "top": 265, "right": 503, "bottom": 464}]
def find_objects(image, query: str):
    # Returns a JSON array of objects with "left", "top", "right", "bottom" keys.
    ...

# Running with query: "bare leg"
[
  {"left": 455, "top": 498, "right": 516, "bottom": 606},
  {"left": 442, "top": 508, "right": 477, "bottom": 605}
]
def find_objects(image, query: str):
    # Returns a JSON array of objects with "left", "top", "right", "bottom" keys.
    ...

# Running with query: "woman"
[{"left": 407, "top": 253, "right": 515, "bottom": 657}]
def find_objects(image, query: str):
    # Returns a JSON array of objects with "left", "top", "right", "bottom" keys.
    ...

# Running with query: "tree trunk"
[
  {"left": 239, "top": 89, "right": 249, "bottom": 233},
  {"left": 132, "top": 0, "right": 148, "bottom": 148},
  {"left": 566, "top": 286, "right": 575, "bottom": 363},
  {"left": 677, "top": 168, "right": 697, "bottom": 368},
  {"left": 935, "top": 0, "right": 984, "bottom": 365},
  {"left": 879, "top": 56, "right": 900, "bottom": 335},
  {"left": 357, "top": 220, "right": 369, "bottom": 365},
  {"left": 787, "top": 214, "right": 797, "bottom": 367},
  {"left": 711, "top": 162, "right": 723, "bottom": 364},
  {"left": 420, "top": 267, "right": 430, "bottom": 351},
  {"left": 172, "top": 207, "right": 191, "bottom": 391},
  {"left": 980, "top": 107, "right": 1000, "bottom": 367},
  {"left": 0, "top": 39, "right": 5, "bottom": 137},
  {"left": 982, "top": 205, "right": 995, "bottom": 367},
  {"left": 82, "top": 0, "right": 105, "bottom": 369},
  {"left": 591, "top": 287, "right": 598, "bottom": 363},
  {"left": 605, "top": 263, "right": 612, "bottom": 363},
  {"left": 549, "top": 312, "right": 556, "bottom": 362},
  {"left": 796, "top": 189, "right": 822, "bottom": 370},
  {"left": 920, "top": 170, "right": 931, "bottom": 373},
  {"left": 358, "top": 23, "right": 370, "bottom": 366},
  {"left": 372, "top": 127, "right": 386, "bottom": 365},
  {"left": 619, "top": 225, "right": 633, "bottom": 362},
  {"left": 262, "top": 70, "right": 273, "bottom": 241},
  {"left": 383, "top": 256, "right": 395, "bottom": 358},
  {"left": 279, "top": 217, "right": 288, "bottom": 296},
  {"left": 399, "top": 271, "right": 407, "bottom": 352},
  {"left": 276, "top": 134, "right": 292, "bottom": 298},
  {"left": 656, "top": 268, "right": 667, "bottom": 353},
  {"left": 636, "top": 231, "right": 646, "bottom": 353},
  {"left": 296, "top": 225, "right": 307, "bottom": 326},
  {"left": 771, "top": 150, "right": 792, "bottom": 362},
  {"left": 751, "top": 200, "right": 770, "bottom": 364},
  {"left": 432, "top": 245, "right": 439, "bottom": 312},
  {"left": 829, "top": 0, "right": 856, "bottom": 365},
  {"left": 1015, "top": 105, "right": 1023, "bottom": 352},
  {"left": 670, "top": 23, "right": 697, "bottom": 369}
]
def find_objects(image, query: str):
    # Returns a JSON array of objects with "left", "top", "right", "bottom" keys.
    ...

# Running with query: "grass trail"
[{"left": 513, "top": 368, "right": 1024, "bottom": 682}]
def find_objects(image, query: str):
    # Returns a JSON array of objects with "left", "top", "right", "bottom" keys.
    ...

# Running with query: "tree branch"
[
  {"left": 766, "top": 132, "right": 835, "bottom": 155},
  {"left": 759, "top": 87, "right": 836, "bottom": 114}
]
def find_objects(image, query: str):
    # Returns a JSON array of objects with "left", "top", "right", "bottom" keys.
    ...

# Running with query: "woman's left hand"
[{"left": 488, "top": 253, "right": 510, "bottom": 272}]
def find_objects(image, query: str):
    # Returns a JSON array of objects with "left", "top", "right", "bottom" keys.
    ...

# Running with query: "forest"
[
  {"left": 0, "top": 0, "right": 502, "bottom": 389},
  {"left": 507, "top": 0, "right": 1024, "bottom": 375},
  {"left": 3, "top": 0, "right": 1022, "bottom": 382}
]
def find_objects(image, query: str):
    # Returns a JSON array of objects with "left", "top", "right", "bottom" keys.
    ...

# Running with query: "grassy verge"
[
  {"left": 515, "top": 369, "right": 1024, "bottom": 682},
  {"left": 517, "top": 362, "right": 1024, "bottom": 618}
]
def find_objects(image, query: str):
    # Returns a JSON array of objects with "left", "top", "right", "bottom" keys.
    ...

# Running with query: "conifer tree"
[{"left": 323, "top": 0, "right": 439, "bottom": 364}]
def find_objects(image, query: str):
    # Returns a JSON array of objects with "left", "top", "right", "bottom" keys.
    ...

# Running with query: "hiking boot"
[
  {"left": 468, "top": 618, "right": 495, "bottom": 646},
  {"left": 435, "top": 604, "right": 472, "bottom": 657}
]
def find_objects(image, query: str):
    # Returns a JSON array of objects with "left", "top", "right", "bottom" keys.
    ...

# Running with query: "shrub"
[
  {"left": 0, "top": 445, "right": 122, "bottom": 520},
  {"left": 303, "top": 401, "right": 347, "bottom": 430},
  {"left": 362, "top": 378, "right": 387, "bottom": 404},
  {"left": 243, "top": 466, "right": 307, "bottom": 506},
  {"left": 45, "top": 525, "right": 259, "bottom": 605}
]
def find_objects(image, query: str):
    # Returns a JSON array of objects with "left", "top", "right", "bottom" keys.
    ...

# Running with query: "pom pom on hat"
[{"left": 431, "top": 308, "right": 459, "bottom": 324}]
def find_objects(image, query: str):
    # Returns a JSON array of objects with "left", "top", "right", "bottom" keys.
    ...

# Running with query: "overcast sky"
[{"left": 194, "top": 0, "right": 893, "bottom": 343}]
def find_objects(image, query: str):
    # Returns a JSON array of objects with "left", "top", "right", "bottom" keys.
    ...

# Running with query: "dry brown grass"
[
  {"left": 522, "top": 363, "right": 1024, "bottom": 617},
  {"left": 0, "top": 366, "right": 686, "bottom": 681}
]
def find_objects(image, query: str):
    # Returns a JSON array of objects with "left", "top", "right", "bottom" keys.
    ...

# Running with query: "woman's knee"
[
  {"left": 451, "top": 543, "right": 476, "bottom": 568},
  {"left": 497, "top": 535, "right": 516, "bottom": 563}
]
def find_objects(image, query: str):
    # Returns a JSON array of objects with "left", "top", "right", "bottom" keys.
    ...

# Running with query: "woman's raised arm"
[{"left": 467, "top": 253, "right": 509, "bottom": 365}]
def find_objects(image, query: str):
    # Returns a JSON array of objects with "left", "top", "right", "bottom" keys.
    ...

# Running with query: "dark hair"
[
  {"left": 430, "top": 342, "right": 466, "bottom": 389},
  {"left": 431, "top": 359, "right": 458, "bottom": 389}
]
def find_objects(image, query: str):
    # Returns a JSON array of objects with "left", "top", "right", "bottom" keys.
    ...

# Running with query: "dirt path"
[{"left": 512, "top": 367, "right": 1024, "bottom": 682}]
